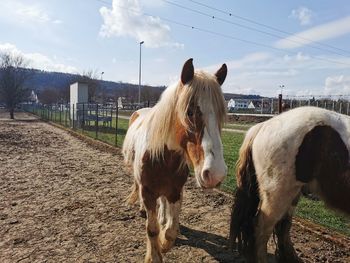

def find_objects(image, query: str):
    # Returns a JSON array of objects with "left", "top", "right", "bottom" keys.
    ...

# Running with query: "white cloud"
[
  {"left": 289, "top": 7, "right": 313, "bottom": 26},
  {"left": 276, "top": 16, "right": 350, "bottom": 49},
  {"left": 324, "top": 75, "right": 350, "bottom": 95},
  {"left": 0, "top": 0, "right": 63, "bottom": 25},
  {"left": 0, "top": 43, "right": 77, "bottom": 73},
  {"left": 99, "top": 0, "right": 183, "bottom": 48}
]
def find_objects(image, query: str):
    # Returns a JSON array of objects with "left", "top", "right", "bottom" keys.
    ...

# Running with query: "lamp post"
[
  {"left": 138, "top": 41, "right": 144, "bottom": 106},
  {"left": 278, "top": 84, "right": 284, "bottom": 114},
  {"left": 101, "top": 71, "right": 104, "bottom": 80}
]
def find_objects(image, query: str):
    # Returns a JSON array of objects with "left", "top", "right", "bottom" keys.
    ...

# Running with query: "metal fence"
[
  {"left": 227, "top": 96, "right": 350, "bottom": 115},
  {"left": 21, "top": 103, "right": 128, "bottom": 147}
]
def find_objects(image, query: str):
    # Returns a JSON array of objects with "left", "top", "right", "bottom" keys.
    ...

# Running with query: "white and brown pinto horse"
[
  {"left": 122, "top": 58, "right": 228, "bottom": 262},
  {"left": 230, "top": 106, "right": 350, "bottom": 263}
]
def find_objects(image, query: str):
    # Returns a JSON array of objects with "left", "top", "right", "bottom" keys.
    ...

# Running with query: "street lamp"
[
  {"left": 101, "top": 71, "right": 104, "bottom": 80},
  {"left": 138, "top": 41, "right": 144, "bottom": 105}
]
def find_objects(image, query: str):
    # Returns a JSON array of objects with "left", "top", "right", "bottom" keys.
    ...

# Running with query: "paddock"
[{"left": 0, "top": 111, "right": 349, "bottom": 262}]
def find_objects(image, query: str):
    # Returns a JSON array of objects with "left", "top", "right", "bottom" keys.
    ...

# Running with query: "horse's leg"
[
  {"left": 255, "top": 188, "right": 301, "bottom": 263},
  {"left": 158, "top": 196, "right": 167, "bottom": 226},
  {"left": 142, "top": 186, "right": 162, "bottom": 263},
  {"left": 275, "top": 195, "right": 302, "bottom": 263},
  {"left": 126, "top": 180, "right": 146, "bottom": 217},
  {"left": 159, "top": 190, "right": 183, "bottom": 253}
]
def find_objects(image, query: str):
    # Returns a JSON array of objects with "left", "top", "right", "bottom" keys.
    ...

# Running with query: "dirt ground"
[{"left": 0, "top": 111, "right": 349, "bottom": 263}]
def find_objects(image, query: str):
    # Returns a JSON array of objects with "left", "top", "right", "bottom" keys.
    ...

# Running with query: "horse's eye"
[{"left": 187, "top": 109, "right": 194, "bottom": 117}]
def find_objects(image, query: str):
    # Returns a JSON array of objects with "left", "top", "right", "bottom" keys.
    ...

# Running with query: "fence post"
[
  {"left": 332, "top": 101, "right": 335, "bottom": 111},
  {"left": 72, "top": 103, "right": 75, "bottom": 129},
  {"left": 271, "top": 99, "right": 273, "bottom": 114},
  {"left": 96, "top": 103, "right": 99, "bottom": 139},
  {"left": 82, "top": 103, "right": 85, "bottom": 133},
  {"left": 110, "top": 107, "right": 113, "bottom": 129},
  {"left": 278, "top": 94, "right": 282, "bottom": 114},
  {"left": 115, "top": 104, "right": 118, "bottom": 146},
  {"left": 340, "top": 102, "right": 342, "bottom": 114},
  {"left": 261, "top": 98, "right": 263, "bottom": 114}
]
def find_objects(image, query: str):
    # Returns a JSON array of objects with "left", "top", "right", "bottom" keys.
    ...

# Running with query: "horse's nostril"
[{"left": 203, "top": 169, "right": 210, "bottom": 181}]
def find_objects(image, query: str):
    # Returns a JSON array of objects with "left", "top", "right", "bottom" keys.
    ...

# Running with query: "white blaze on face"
[{"left": 200, "top": 110, "right": 227, "bottom": 188}]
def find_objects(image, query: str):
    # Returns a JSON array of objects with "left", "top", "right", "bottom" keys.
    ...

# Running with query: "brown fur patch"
[
  {"left": 296, "top": 125, "right": 350, "bottom": 214},
  {"left": 175, "top": 104, "right": 205, "bottom": 167},
  {"left": 141, "top": 147, "right": 189, "bottom": 206},
  {"left": 129, "top": 111, "right": 139, "bottom": 126}
]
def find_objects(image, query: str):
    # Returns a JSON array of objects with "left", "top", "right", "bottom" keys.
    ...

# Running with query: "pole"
[
  {"left": 82, "top": 103, "right": 85, "bottom": 133},
  {"left": 115, "top": 105, "right": 118, "bottom": 147},
  {"left": 72, "top": 104, "right": 75, "bottom": 129},
  {"left": 278, "top": 94, "right": 282, "bottom": 114},
  {"left": 138, "top": 41, "right": 144, "bottom": 105},
  {"left": 96, "top": 103, "right": 99, "bottom": 139}
]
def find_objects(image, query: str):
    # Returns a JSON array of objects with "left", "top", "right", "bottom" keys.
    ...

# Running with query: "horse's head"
[{"left": 175, "top": 58, "right": 228, "bottom": 189}]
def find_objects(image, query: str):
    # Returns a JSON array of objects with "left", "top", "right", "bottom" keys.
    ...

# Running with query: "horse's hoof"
[{"left": 160, "top": 238, "right": 175, "bottom": 253}]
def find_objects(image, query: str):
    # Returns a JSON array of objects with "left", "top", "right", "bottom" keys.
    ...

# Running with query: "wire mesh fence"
[
  {"left": 21, "top": 103, "right": 129, "bottom": 147},
  {"left": 227, "top": 96, "right": 350, "bottom": 115}
]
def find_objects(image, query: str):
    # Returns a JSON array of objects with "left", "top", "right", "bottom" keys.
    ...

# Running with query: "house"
[
  {"left": 29, "top": 90, "right": 39, "bottom": 104},
  {"left": 227, "top": 99, "right": 255, "bottom": 110}
]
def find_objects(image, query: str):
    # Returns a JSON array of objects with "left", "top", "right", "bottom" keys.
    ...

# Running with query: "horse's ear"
[
  {"left": 181, "top": 58, "right": 194, "bottom": 85},
  {"left": 215, "top": 63, "right": 227, "bottom": 85}
]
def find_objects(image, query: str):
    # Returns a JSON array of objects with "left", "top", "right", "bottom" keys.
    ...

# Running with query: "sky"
[{"left": 0, "top": 0, "right": 349, "bottom": 97}]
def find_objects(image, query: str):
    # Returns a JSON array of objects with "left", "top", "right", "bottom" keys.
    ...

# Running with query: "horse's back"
[
  {"left": 129, "top": 108, "right": 152, "bottom": 126},
  {"left": 123, "top": 108, "right": 152, "bottom": 168},
  {"left": 251, "top": 106, "right": 350, "bottom": 214},
  {"left": 253, "top": 106, "right": 350, "bottom": 165}
]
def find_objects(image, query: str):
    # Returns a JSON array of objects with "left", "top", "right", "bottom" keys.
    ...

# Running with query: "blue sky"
[{"left": 0, "top": 0, "right": 349, "bottom": 97}]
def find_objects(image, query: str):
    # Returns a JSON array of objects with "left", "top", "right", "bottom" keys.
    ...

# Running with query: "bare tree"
[{"left": 0, "top": 52, "right": 31, "bottom": 119}]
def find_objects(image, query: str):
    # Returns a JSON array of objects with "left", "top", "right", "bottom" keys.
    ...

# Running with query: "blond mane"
[{"left": 144, "top": 70, "right": 226, "bottom": 159}]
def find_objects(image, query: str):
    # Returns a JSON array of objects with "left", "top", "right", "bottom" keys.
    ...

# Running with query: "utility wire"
[
  {"left": 95, "top": 0, "right": 350, "bottom": 67},
  {"left": 164, "top": 0, "right": 349, "bottom": 58},
  {"left": 187, "top": 0, "right": 350, "bottom": 55}
]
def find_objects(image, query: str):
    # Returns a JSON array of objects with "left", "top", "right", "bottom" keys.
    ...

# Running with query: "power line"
[
  {"left": 187, "top": 0, "right": 350, "bottom": 55},
  {"left": 163, "top": 0, "right": 349, "bottom": 58},
  {"left": 95, "top": 0, "right": 350, "bottom": 67}
]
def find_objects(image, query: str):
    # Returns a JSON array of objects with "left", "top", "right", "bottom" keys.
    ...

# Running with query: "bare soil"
[{"left": 0, "top": 112, "right": 349, "bottom": 263}]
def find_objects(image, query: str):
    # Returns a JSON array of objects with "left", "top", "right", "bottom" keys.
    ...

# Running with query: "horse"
[
  {"left": 122, "top": 58, "right": 228, "bottom": 262},
  {"left": 229, "top": 106, "right": 350, "bottom": 263}
]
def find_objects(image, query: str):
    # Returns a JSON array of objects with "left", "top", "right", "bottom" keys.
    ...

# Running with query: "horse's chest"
[{"left": 141, "top": 149, "right": 189, "bottom": 202}]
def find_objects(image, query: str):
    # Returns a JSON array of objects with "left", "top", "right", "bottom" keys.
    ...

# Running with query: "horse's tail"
[
  {"left": 229, "top": 123, "right": 263, "bottom": 256},
  {"left": 126, "top": 180, "right": 139, "bottom": 205}
]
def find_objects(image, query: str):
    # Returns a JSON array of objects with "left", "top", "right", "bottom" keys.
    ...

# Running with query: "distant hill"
[
  {"left": 223, "top": 93, "right": 263, "bottom": 100},
  {"left": 1, "top": 67, "right": 263, "bottom": 102}
]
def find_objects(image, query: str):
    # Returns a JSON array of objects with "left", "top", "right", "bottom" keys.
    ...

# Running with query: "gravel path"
[{"left": 0, "top": 112, "right": 349, "bottom": 263}]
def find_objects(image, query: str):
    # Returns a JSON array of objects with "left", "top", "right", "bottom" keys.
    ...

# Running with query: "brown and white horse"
[
  {"left": 122, "top": 58, "right": 228, "bottom": 262},
  {"left": 230, "top": 106, "right": 350, "bottom": 263}
]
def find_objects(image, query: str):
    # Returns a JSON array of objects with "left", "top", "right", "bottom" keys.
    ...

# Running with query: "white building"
[
  {"left": 228, "top": 99, "right": 256, "bottom": 110},
  {"left": 29, "top": 90, "right": 39, "bottom": 103}
]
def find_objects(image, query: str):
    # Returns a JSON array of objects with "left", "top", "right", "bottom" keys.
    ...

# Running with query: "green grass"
[
  {"left": 223, "top": 123, "right": 253, "bottom": 131},
  {"left": 296, "top": 197, "right": 350, "bottom": 236},
  {"left": 24, "top": 105, "right": 350, "bottom": 237}
]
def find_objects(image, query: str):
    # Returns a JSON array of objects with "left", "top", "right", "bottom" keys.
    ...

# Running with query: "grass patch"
[
  {"left": 296, "top": 197, "right": 350, "bottom": 236},
  {"left": 224, "top": 123, "right": 253, "bottom": 131}
]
